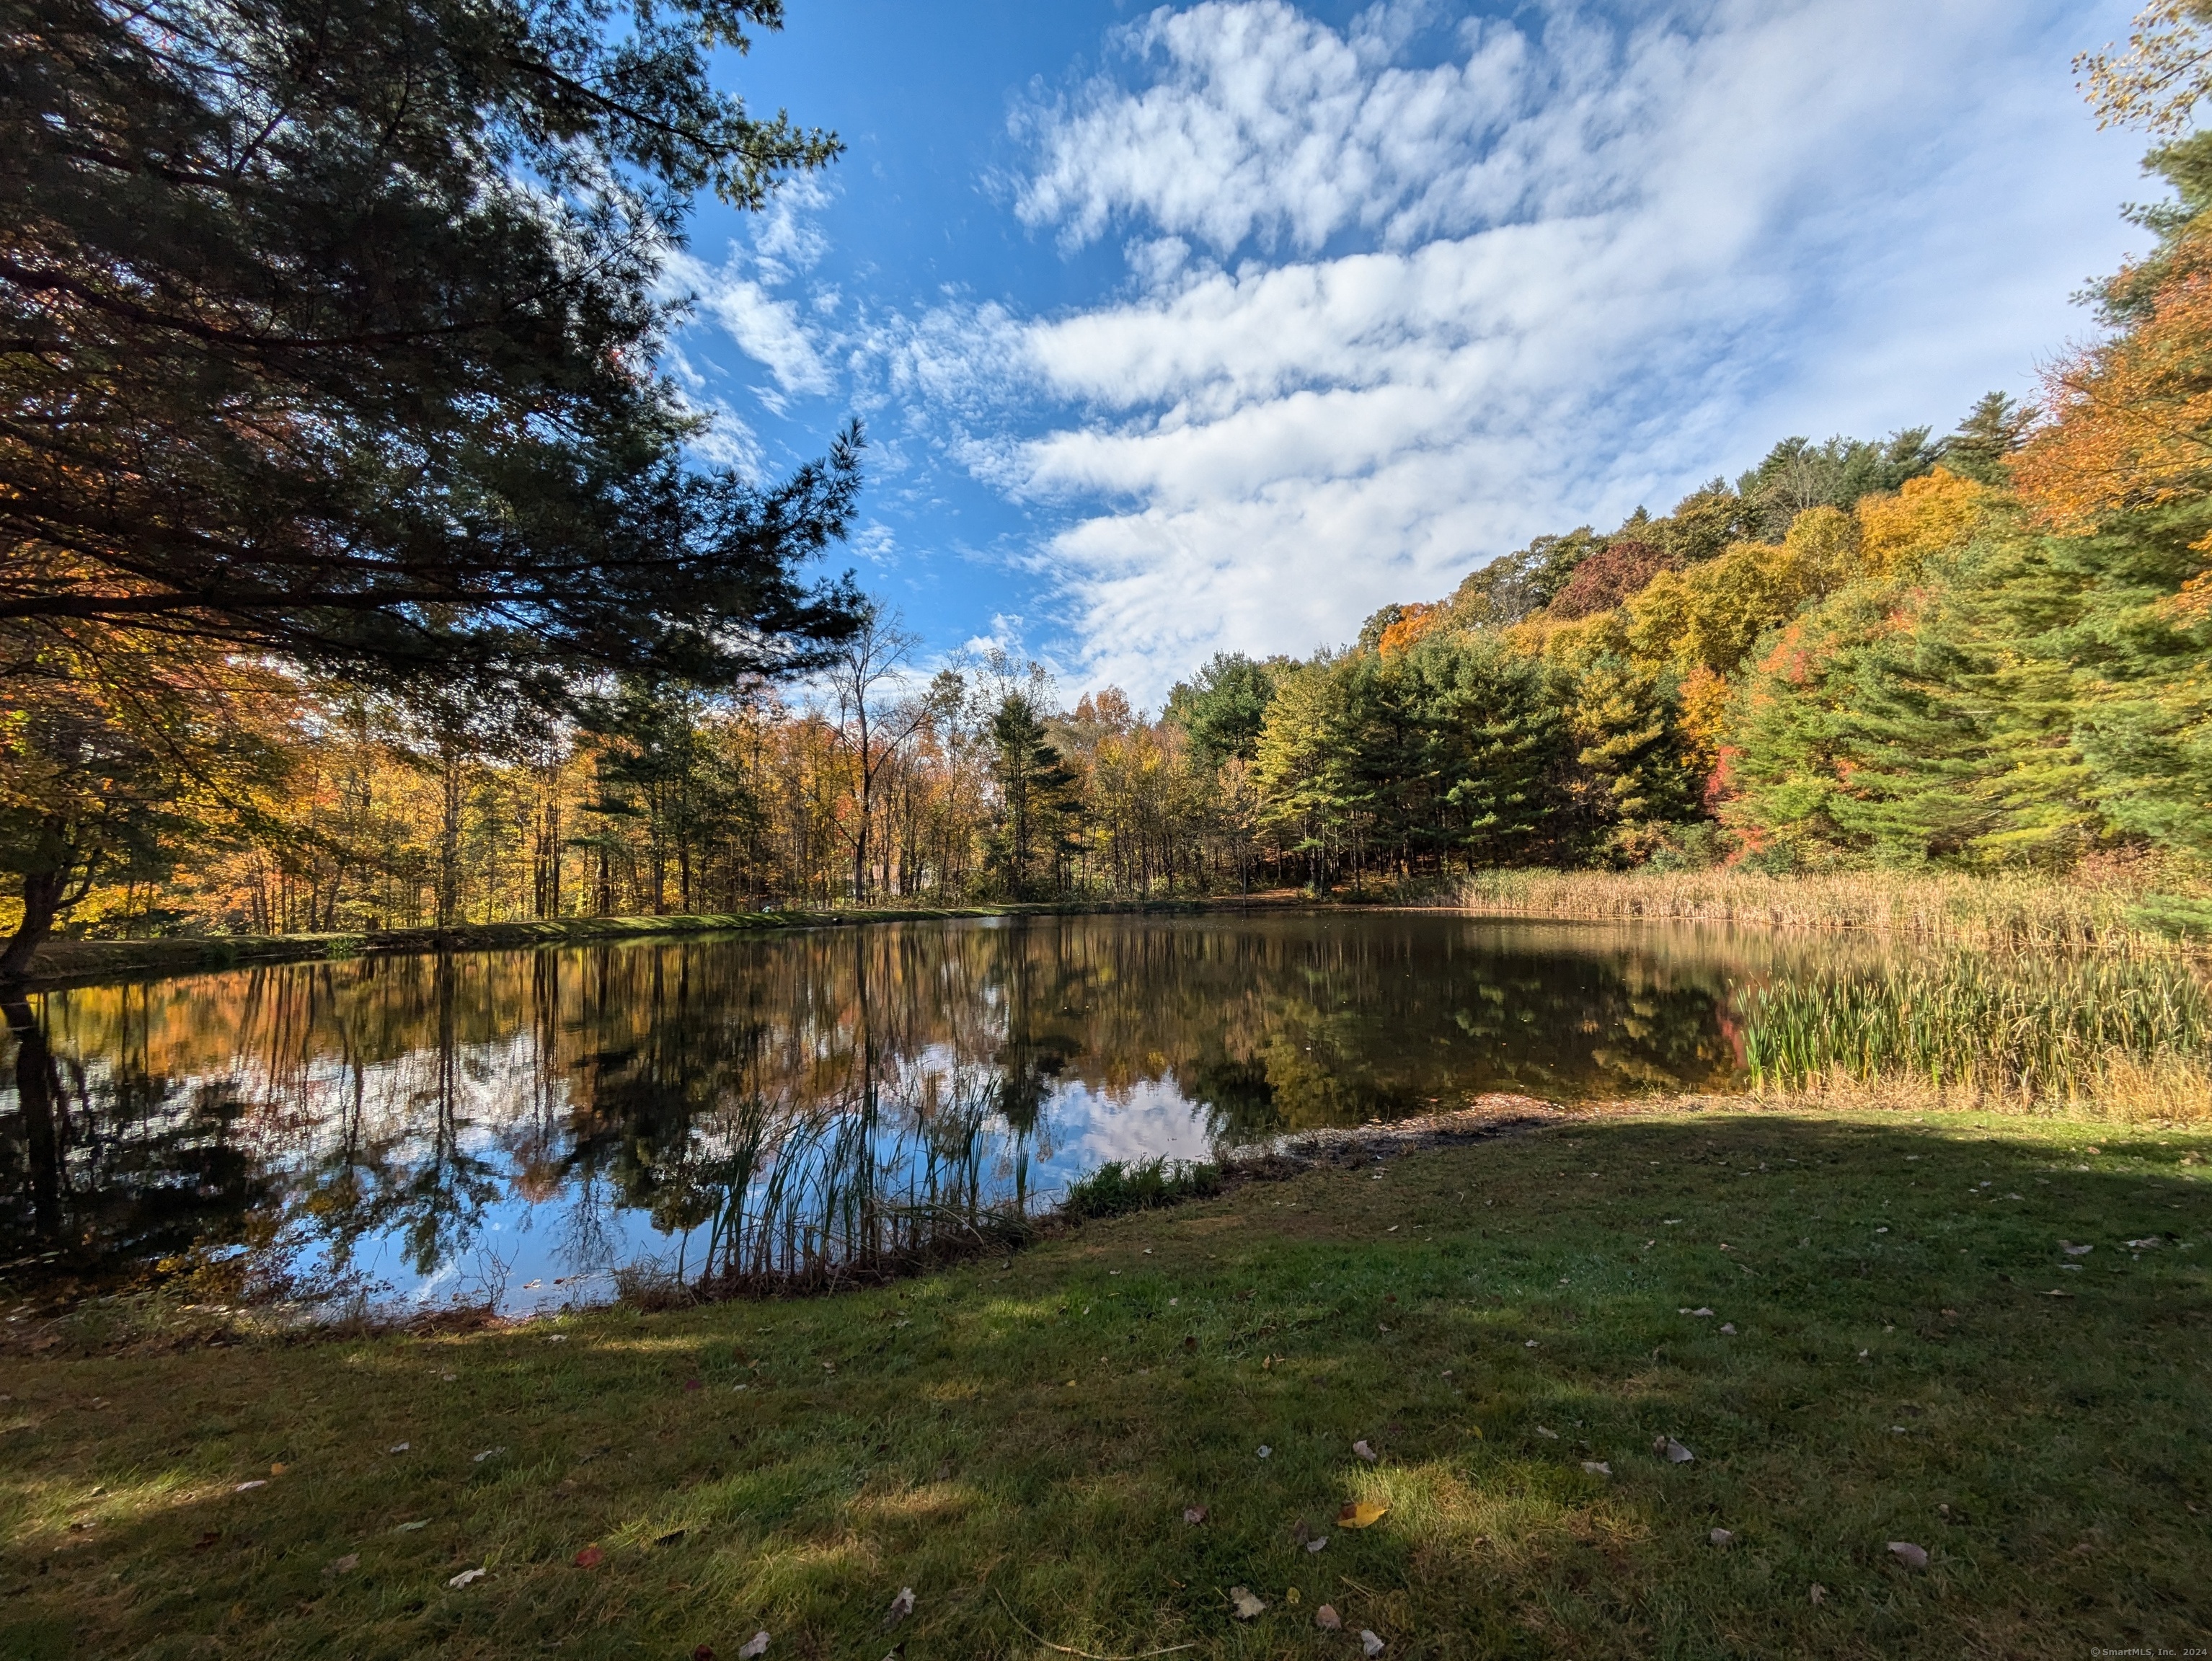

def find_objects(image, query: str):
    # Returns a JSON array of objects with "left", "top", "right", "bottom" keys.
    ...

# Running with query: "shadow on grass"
[{"left": 1, "top": 1109, "right": 2207, "bottom": 1660}]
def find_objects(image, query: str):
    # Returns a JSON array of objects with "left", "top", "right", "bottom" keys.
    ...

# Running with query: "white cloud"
[
  {"left": 666, "top": 247, "right": 834, "bottom": 399},
  {"left": 663, "top": 181, "right": 842, "bottom": 405},
  {"left": 886, "top": 0, "right": 2143, "bottom": 701}
]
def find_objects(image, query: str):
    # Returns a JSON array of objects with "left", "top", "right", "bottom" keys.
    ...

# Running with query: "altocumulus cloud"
[{"left": 877, "top": 0, "right": 2142, "bottom": 699}]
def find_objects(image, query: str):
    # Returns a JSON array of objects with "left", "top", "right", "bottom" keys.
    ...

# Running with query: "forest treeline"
[
  {"left": 29, "top": 137, "right": 2212, "bottom": 938},
  {"left": 9, "top": 1, "right": 2212, "bottom": 945}
]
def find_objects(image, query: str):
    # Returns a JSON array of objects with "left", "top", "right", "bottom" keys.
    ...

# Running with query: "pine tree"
[
  {"left": 986, "top": 694, "right": 1079, "bottom": 900},
  {"left": 1, "top": 0, "right": 859, "bottom": 688}
]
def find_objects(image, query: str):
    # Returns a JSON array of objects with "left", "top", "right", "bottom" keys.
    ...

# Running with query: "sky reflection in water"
[{"left": 0, "top": 913, "right": 1769, "bottom": 1311}]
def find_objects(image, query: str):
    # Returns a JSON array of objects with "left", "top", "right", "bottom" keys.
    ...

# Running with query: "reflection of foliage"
[
  {"left": 0, "top": 1010, "right": 272, "bottom": 1298},
  {"left": 4, "top": 916, "right": 1761, "bottom": 1300},
  {"left": 1184, "top": 1057, "right": 1275, "bottom": 1143}
]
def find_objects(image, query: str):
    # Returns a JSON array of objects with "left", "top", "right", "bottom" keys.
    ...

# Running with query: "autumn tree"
[
  {"left": 825, "top": 602, "right": 925, "bottom": 903},
  {"left": 0, "top": 634, "right": 292, "bottom": 972}
]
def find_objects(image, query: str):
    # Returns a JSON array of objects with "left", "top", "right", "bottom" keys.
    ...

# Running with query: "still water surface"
[{"left": 0, "top": 912, "right": 1795, "bottom": 1312}]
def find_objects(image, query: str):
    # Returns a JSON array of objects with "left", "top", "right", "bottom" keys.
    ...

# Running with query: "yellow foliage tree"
[
  {"left": 1622, "top": 508, "right": 1857, "bottom": 678},
  {"left": 1856, "top": 468, "right": 1998, "bottom": 576},
  {"left": 0, "top": 626, "right": 298, "bottom": 971}
]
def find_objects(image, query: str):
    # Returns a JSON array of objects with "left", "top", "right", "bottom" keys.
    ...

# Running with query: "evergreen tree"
[
  {"left": 2039, "top": 510, "right": 2212, "bottom": 859},
  {"left": 1940, "top": 393, "right": 2035, "bottom": 487},
  {"left": 1735, "top": 430, "right": 1942, "bottom": 541},
  {"left": 1, "top": 0, "right": 860, "bottom": 688},
  {"left": 986, "top": 693, "right": 1078, "bottom": 899},
  {"left": 1164, "top": 652, "right": 1278, "bottom": 764},
  {"left": 1419, "top": 636, "right": 1577, "bottom": 867}
]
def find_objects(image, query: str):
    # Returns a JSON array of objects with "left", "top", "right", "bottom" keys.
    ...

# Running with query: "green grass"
[
  {"left": 2, "top": 1106, "right": 2208, "bottom": 1659},
  {"left": 1059, "top": 1156, "right": 1226, "bottom": 1219}
]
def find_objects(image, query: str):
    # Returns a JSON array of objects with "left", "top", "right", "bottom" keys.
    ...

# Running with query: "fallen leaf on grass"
[
  {"left": 693, "top": 1647, "right": 714, "bottom": 1661},
  {"left": 1229, "top": 1586, "right": 1267, "bottom": 1618},
  {"left": 1655, "top": 1436, "right": 1694, "bottom": 1463},
  {"left": 736, "top": 1634, "right": 770, "bottom": 1659},
  {"left": 573, "top": 1546, "right": 604, "bottom": 1568},
  {"left": 1709, "top": 1528, "right": 1734, "bottom": 1546},
  {"left": 1534, "top": 1426, "right": 1559, "bottom": 1440},
  {"left": 1314, "top": 1604, "right": 1342, "bottom": 1630},
  {"left": 1183, "top": 1506, "right": 1207, "bottom": 1525},
  {"left": 1286, "top": 1587, "right": 1301, "bottom": 1605},
  {"left": 270, "top": 1462, "right": 288, "bottom": 1476},
  {"left": 1809, "top": 1583, "right": 1827, "bottom": 1605},
  {"left": 448, "top": 1567, "right": 486, "bottom": 1588},
  {"left": 1582, "top": 1461, "right": 1611, "bottom": 1477},
  {"left": 1337, "top": 1500, "right": 1389, "bottom": 1529},
  {"left": 1361, "top": 1629, "right": 1386, "bottom": 1655},
  {"left": 324, "top": 1553, "right": 359, "bottom": 1576},
  {"left": 1353, "top": 1440, "right": 1378, "bottom": 1462},
  {"left": 683, "top": 1378, "right": 702, "bottom": 1394},
  {"left": 1888, "top": 1541, "right": 1929, "bottom": 1569},
  {"left": 882, "top": 1587, "right": 914, "bottom": 1629}
]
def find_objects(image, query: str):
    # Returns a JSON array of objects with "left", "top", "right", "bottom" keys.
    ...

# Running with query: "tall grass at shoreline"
[
  {"left": 1459, "top": 867, "right": 2212, "bottom": 952},
  {"left": 1735, "top": 951, "right": 2212, "bottom": 1120}
]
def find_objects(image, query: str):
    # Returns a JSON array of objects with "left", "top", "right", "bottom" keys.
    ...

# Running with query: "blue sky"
[{"left": 671, "top": 0, "right": 2149, "bottom": 705}]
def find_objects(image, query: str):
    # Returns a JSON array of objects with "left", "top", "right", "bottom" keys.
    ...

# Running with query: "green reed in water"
[{"left": 1737, "top": 951, "right": 2212, "bottom": 1111}]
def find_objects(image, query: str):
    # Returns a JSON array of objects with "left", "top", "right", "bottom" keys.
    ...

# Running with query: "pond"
[{"left": 0, "top": 910, "right": 1952, "bottom": 1314}]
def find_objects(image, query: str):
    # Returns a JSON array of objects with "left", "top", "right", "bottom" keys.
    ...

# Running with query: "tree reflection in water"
[{"left": 0, "top": 913, "right": 1764, "bottom": 1308}]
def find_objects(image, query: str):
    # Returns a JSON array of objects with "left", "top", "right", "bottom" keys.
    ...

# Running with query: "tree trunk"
[
  {"left": 437, "top": 743, "right": 463, "bottom": 928},
  {"left": 0, "top": 869, "right": 70, "bottom": 981}
]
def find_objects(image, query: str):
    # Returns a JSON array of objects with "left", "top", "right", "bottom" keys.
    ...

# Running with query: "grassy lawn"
[{"left": 2, "top": 1106, "right": 2208, "bottom": 1659}]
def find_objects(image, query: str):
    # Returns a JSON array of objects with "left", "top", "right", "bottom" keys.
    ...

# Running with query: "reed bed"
[
  {"left": 1458, "top": 867, "right": 2209, "bottom": 954},
  {"left": 1736, "top": 951, "right": 2212, "bottom": 1120}
]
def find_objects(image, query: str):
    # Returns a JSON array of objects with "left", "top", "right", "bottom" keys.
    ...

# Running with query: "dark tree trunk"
[{"left": 0, "top": 869, "right": 70, "bottom": 981}]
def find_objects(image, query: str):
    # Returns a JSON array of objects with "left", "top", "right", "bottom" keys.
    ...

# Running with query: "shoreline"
[
  {"left": 14, "top": 895, "right": 1315, "bottom": 989},
  {"left": 25, "top": 866, "right": 2212, "bottom": 988}
]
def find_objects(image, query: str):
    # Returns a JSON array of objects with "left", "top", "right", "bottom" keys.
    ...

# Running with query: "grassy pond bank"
[{"left": 1, "top": 1103, "right": 2206, "bottom": 1658}]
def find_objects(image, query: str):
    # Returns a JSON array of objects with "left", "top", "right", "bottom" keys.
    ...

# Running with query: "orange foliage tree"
[{"left": 2014, "top": 231, "right": 2212, "bottom": 545}]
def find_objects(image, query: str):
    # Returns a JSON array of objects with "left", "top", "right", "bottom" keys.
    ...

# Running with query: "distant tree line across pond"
[{"left": 6, "top": 0, "right": 2212, "bottom": 956}]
